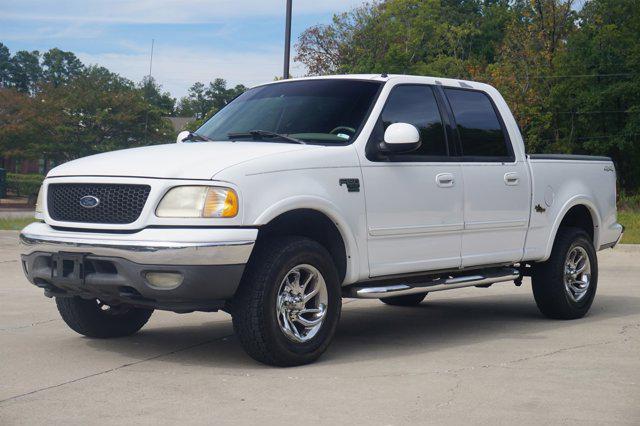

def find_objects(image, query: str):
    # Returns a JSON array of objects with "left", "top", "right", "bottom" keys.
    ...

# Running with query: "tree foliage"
[
  {"left": 0, "top": 43, "right": 248, "bottom": 172},
  {"left": 175, "top": 78, "right": 247, "bottom": 121},
  {"left": 0, "top": 46, "right": 174, "bottom": 167},
  {"left": 295, "top": 0, "right": 640, "bottom": 190}
]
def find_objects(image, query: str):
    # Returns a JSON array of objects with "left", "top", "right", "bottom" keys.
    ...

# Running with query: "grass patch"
[
  {"left": 619, "top": 210, "right": 640, "bottom": 244},
  {"left": 0, "top": 217, "right": 37, "bottom": 231}
]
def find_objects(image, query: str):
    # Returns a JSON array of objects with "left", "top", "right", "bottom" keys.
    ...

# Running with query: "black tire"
[
  {"left": 232, "top": 237, "right": 342, "bottom": 367},
  {"left": 56, "top": 297, "right": 153, "bottom": 338},
  {"left": 531, "top": 227, "right": 598, "bottom": 319},
  {"left": 380, "top": 292, "right": 428, "bottom": 306}
]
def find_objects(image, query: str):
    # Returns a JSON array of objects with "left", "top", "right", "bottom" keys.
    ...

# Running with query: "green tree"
[
  {"left": 9, "top": 50, "right": 42, "bottom": 94},
  {"left": 551, "top": 0, "right": 640, "bottom": 190},
  {"left": 295, "top": 0, "right": 514, "bottom": 78},
  {"left": 41, "top": 48, "right": 84, "bottom": 87},
  {"left": 140, "top": 75, "right": 175, "bottom": 115},
  {"left": 0, "top": 43, "right": 10, "bottom": 87},
  {"left": 486, "top": 0, "right": 577, "bottom": 153},
  {"left": 0, "top": 88, "right": 40, "bottom": 159},
  {"left": 176, "top": 81, "right": 208, "bottom": 118},
  {"left": 1, "top": 66, "right": 174, "bottom": 164},
  {"left": 176, "top": 79, "right": 246, "bottom": 120}
]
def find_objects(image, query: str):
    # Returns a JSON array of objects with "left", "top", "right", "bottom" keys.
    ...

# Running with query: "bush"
[
  {"left": 618, "top": 192, "right": 640, "bottom": 212},
  {"left": 7, "top": 173, "right": 44, "bottom": 198}
]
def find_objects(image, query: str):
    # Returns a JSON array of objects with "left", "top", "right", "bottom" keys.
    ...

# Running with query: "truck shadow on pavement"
[{"left": 84, "top": 292, "right": 640, "bottom": 369}]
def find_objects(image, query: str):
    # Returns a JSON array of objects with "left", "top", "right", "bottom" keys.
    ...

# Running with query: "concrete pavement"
[{"left": 0, "top": 230, "right": 638, "bottom": 425}]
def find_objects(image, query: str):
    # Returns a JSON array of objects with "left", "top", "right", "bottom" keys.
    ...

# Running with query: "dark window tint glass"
[
  {"left": 444, "top": 88, "right": 509, "bottom": 158},
  {"left": 197, "top": 79, "right": 381, "bottom": 144},
  {"left": 381, "top": 85, "right": 447, "bottom": 157}
]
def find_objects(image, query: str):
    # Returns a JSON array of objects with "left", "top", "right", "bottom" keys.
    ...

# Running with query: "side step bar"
[{"left": 346, "top": 267, "right": 520, "bottom": 299}]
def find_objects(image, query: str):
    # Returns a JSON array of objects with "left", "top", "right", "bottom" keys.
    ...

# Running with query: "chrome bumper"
[
  {"left": 20, "top": 222, "right": 257, "bottom": 266},
  {"left": 599, "top": 223, "right": 625, "bottom": 250}
]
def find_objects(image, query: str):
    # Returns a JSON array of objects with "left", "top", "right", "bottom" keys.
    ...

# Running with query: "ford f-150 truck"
[{"left": 20, "top": 75, "right": 624, "bottom": 366}]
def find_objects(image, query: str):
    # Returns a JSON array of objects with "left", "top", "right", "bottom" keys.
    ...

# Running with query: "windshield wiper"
[
  {"left": 227, "top": 130, "right": 306, "bottom": 145},
  {"left": 185, "top": 131, "right": 214, "bottom": 142}
]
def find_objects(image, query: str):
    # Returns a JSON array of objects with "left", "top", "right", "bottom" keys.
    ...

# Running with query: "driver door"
[{"left": 361, "top": 84, "right": 464, "bottom": 277}]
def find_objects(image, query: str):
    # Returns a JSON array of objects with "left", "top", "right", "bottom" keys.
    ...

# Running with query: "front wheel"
[
  {"left": 532, "top": 227, "right": 598, "bottom": 319},
  {"left": 232, "top": 237, "right": 341, "bottom": 366},
  {"left": 56, "top": 297, "right": 153, "bottom": 338}
]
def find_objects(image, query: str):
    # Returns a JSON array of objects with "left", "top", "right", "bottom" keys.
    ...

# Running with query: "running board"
[{"left": 346, "top": 267, "right": 520, "bottom": 299}]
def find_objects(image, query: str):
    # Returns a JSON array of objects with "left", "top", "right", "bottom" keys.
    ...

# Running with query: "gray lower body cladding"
[{"left": 21, "top": 252, "right": 245, "bottom": 312}]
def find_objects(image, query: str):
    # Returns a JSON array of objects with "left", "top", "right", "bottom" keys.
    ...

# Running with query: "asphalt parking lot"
[{"left": 0, "top": 230, "right": 638, "bottom": 425}]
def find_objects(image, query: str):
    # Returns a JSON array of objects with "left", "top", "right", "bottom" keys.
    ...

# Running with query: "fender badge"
[
  {"left": 534, "top": 204, "right": 546, "bottom": 213},
  {"left": 339, "top": 178, "right": 360, "bottom": 192}
]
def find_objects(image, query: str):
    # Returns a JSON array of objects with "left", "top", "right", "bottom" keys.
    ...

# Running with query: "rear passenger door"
[
  {"left": 361, "top": 84, "right": 464, "bottom": 277},
  {"left": 442, "top": 88, "right": 530, "bottom": 267}
]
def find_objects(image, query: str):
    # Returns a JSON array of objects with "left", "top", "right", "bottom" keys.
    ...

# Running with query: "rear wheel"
[
  {"left": 56, "top": 297, "right": 153, "bottom": 338},
  {"left": 232, "top": 237, "right": 341, "bottom": 366},
  {"left": 532, "top": 227, "right": 598, "bottom": 319},
  {"left": 380, "top": 292, "right": 428, "bottom": 306}
]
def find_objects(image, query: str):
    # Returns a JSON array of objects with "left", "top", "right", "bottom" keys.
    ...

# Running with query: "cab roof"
[{"left": 254, "top": 74, "right": 495, "bottom": 92}]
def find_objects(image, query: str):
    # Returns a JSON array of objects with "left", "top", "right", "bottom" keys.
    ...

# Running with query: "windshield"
[{"left": 195, "top": 79, "right": 382, "bottom": 144}]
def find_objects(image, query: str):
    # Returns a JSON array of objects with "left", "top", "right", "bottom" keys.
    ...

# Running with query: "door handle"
[
  {"left": 436, "top": 173, "right": 455, "bottom": 188},
  {"left": 504, "top": 172, "right": 520, "bottom": 186}
]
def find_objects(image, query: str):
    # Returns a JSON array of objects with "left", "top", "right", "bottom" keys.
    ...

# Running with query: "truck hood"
[{"left": 48, "top": 142, "right": 315, "bottom": 180}]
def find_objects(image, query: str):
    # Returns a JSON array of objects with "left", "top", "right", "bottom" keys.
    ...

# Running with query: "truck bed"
[{"left": 524, "top": 154, "right": 620, "bottom": 262}]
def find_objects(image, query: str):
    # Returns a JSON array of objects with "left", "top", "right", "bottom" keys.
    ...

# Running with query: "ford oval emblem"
[{"left": 79, "top": 195, "right": 100, "bottom": 209}]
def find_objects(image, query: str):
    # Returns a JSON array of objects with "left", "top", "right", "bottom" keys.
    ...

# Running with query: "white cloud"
[
  {"left": 77, "top": 45, "right": 306, "bottom": 99},
  {"left": 1, "top": 0, "right": 366, "bottom": 23}
]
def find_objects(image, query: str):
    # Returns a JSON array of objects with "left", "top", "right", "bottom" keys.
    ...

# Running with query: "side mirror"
[
  {"left": 381, "top": 123, "right": 421, "bottom": 154},
  {"left": 176, "top": 130, "right": 190, "bottom": 143}
]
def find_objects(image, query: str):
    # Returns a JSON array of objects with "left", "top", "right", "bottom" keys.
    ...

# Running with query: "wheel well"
[
  {"left": 558, "top": 205, "right": 595, "bottom": 242},
  {"left": 257, "top": 209, "right": 347, "bottom": 282}
]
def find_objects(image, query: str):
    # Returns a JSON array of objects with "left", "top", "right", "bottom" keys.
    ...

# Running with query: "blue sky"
[{"left": 0, "top": 0, "right": 364, "bottom": 98}]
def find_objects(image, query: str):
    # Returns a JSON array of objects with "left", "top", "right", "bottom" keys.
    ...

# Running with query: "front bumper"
[{"left": 20, "top": 222, "right": 257, "bottom": 312}]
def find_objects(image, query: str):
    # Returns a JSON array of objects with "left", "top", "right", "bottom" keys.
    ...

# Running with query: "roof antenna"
[
  {"left": 144, "top": 38, "right": 154, "bottom": 142},
  {"left": 381, "top": 73, "right": 388, "bottom": 78}
]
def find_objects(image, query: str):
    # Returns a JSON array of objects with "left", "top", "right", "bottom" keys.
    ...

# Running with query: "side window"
[
  {"left": 444, "top": 88, "right": 511, "bottom": 159},
  {"left": 380, "top": 85, "right": 447, "bottom": 158}
]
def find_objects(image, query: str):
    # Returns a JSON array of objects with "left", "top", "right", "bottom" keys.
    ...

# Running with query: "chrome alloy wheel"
[
  {"left": 276, "top": 264, "right": 328, "bottom": 343},
  {"left": 564, "top": 246, "right": 591, "bottom": 303}
]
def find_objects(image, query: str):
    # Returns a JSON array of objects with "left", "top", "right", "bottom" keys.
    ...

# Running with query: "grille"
[{"left": 47, "top": 183, "right": 151, "bottom": 224}]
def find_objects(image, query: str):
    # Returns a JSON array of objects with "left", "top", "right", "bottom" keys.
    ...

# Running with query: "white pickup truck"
[{"left": 20, "top": 75, "right": 623, "bottom": 366}]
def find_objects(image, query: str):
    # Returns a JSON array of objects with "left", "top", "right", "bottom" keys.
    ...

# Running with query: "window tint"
[
  {"left": 197, "top": 79, "right": 381, "bottom": 144},
  {"left": 380, "top": 85, "right": 447, "bottom": 157},
  {"left": 444, "top": 88, "right": 510, "bottom": 158}
]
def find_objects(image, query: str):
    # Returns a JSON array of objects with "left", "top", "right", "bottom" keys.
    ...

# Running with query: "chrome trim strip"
[
  {"left": 20, "top": 232, "right": 255, "bottom": 266},
  {"left": 369, "top": 222, "right": 464, "bottom": 237},
  {"left": 464, "top": 219, "right": 528, "bottom": 230}
]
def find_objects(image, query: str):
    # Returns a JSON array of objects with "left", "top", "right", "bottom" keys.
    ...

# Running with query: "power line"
[
  {"left": 555, "top": 110, "right": 640, "bottom": 115},
  {"left": 533, "top": 72, "right": 637, "bottom": 79},
  {"left": 536, "top": 133, "right": 640, "bottom": 142}
]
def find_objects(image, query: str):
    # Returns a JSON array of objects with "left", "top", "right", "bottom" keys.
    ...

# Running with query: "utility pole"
[{"left": 283, "top": 0, "right": 292, "bottom": 79}]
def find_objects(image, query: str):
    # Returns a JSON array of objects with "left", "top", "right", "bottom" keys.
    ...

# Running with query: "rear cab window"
[{"left": 443, "top": 88, "right": 514, "bottom": 162}]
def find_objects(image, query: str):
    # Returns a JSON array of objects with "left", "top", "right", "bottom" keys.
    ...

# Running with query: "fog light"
[{"left": 145, "top": 272, "right": 183, "bottom": 289}]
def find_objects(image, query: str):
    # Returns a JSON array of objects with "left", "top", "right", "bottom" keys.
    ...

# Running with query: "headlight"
[
  {"left": 156, "top": 186, "right": 238, "bottom": 218},
  {"left": 35, "top": 185, "right": 45, "bottom": 217}
]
